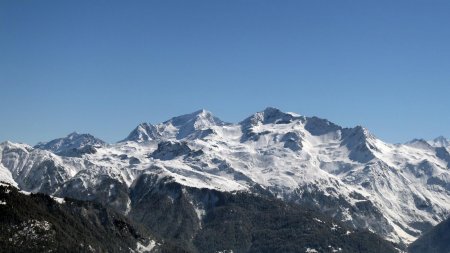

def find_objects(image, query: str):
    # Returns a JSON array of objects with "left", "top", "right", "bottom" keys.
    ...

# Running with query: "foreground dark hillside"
[
  {"left": 129, "top": 176, "right": 400, "bottom": 253},
  {"left": 1, "top": 178, "right": 400, "bottom": 253},
  {"left": 409, "top": 216, "right": 450, "bottom": 253},
  {"left": 0, "top": 183, "right": 185, "bottom": 253}
]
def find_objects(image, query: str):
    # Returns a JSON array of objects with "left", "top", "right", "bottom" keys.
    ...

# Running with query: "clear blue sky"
[{"left": 1, "top": 0, "right": 450, "bottom": 145}]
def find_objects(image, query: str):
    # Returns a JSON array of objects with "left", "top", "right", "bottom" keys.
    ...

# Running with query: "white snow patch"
[
  {"left": 390, "top": 222, "right": 417, "bottom": 244},
  {"left": 124, "top": 198, "right": 132, "bottom": 215},
  {"left": 328, "top": 245, "right": 343, "bottom": 252},
  {"left": 313, "top": 218, "right": 324, "bottom": 223},
  {"left": 194, "top": 205, "right": 206, "bottom": 221},
  {"left": 331, "top": 223, "right": 339, "bottom": 231},
  {"left": 0, "top": 163, "right": 18, "bottom": 187},
  {"left": 135, "top": 240, "right": 157, "bottom": 252},
  {"left": 51, "top": 196, "right": 66, "bottom": 204},
  {"left": 19, "top": 190, "right": 31, "bottom": 195}
]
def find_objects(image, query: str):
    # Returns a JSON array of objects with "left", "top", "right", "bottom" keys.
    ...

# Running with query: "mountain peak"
[
  {"left": 263, "top": 106, "right": 282, "bottom": 114},
  {"left": 166, "top": 109, "right": 220, "bottom": 126},
  {"left": 428, "top": 136, "right": 450, "bottom": 147},
  {"left": 406, "top": 138, "right": 434, "bottom": 150},
  {"left": 66, "top": 131, "right": 83, "bottom": 140},
  {"left": 434, "top": 135, "right": 447, "bottom": 140},
  {"left": 304, "top": 116, "right": 341, "bottom": 136},
  {"left": 123, "top": 110, "right": 227, "bottom": 142},
  {"left": 34, "top": 132, "right": 106, "bottom": 155},
  {"left": 241, "top": 107, "right": 302, "bottom": 127},
  {"left": 122, "top": 122, "right": 159, "bottom": 143},
  {"left": 0, "top": 141, "right": 32, "bottom": 151},
  {"left": 163, "top": 109, "right": 227, "bottom": 139},
  {"left": 193, "top": 108, "right": 209, "bottom": 116},
  {"left": 340, "top": 126, "right": 378, "bottom": 163},
  {"left": 352, "top": 126, "right": 378, "bottom": 142}
]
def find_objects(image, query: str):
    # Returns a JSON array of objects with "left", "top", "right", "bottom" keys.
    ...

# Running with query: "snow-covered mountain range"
[{"left": 1, "top": 107, "right": 449, "bottom": 246}]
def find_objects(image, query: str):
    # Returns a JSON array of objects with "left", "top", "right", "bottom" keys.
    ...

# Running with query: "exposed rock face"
[{"left": 151, "top": 141, "right": 193, "bottom": 160}]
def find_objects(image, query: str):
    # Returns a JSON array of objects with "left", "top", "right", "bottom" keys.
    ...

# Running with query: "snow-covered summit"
[
  {"left": 162, "top": 109, "right": 228, "bottom": 139},
  {"left": 122, "top": 123, "right": 160, "bottom": 143},
  {"left": 34, "top": 132, "right": 106, "bottom": 155},
  {"left": 406, "top": 139, "right": 434, "bottom": 150},
  {"left": 240, "top": 107, "right": 302, "bottom": 127},
  {"left": 428, "top": 136, "right": 450, "bottom": 148},
  {"left": 165, "top": 109, "right": 225, "bottom": 127},
  {"left": 123, "top": 109, "right": 229, "bottom": 142}
]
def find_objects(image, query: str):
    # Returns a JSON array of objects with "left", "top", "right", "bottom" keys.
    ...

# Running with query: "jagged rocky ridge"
[{"left": 1, "top": 107, "right": 450, "bottom": 247}]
